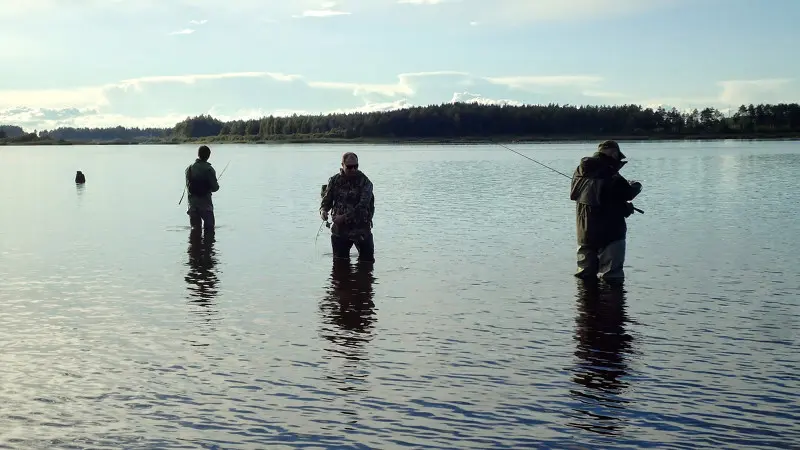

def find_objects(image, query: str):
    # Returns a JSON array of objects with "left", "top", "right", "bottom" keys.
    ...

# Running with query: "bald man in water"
[{"left": 319, "top": 152, "right": 375, "bottom": 262}]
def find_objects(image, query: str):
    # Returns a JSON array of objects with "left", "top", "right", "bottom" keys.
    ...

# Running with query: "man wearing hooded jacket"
[{"left": 570, "top": 140, "right": 642, "bottom": 280}]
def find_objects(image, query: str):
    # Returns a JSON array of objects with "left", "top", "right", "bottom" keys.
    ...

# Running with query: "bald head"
[{"left": 341, "top": 152, "right": 359, "bottom": 176}]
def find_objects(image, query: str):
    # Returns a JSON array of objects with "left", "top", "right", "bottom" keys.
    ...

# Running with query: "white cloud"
[
  {"left": 169, "top": 28, "right": 195, "bottom": 35},
  {"left": 189, "top": 19, "right": 208, "bottom": 24},
  {"left": 635, "top": 79, "right": 798, "bottom": 113},
  {"left": 450, "top": 92, "right": 522, "bottom": 106},
  {"left": 306, "top": 81, "right": 412, "bottom": 97},
  {"left": 397, "top": 0, "right": 453, "bottom": 4},
  {"left": 486, "top": 75, "right": 602, "bottom": 91},
  {"left": 717, "top": 79, "right": 795, "bottom": 106},
  {"left": 0, "top": 0, "right": 685, "bottom": 24},
  {"left": 2, "top": 70, "right": 796, "bottom": 131},
  {"left": 292, "top": 1, "right": 351, "bottom": 18},
  {"left": 294, "top": 9, "right": 351, "bottom": 17}
]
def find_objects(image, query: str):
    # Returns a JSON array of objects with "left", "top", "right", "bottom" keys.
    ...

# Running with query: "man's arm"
[
  {"left": 610, "top": 174, "right": 641, "bottom": 202},
  {"left": 345, "top": 177, "right": 373, "bottom": 224},
  {"left": 608, "top": 174, "right": 642, "bottom": 217},
  {"left": 209, "top": 167, "right": 220, "bottom": 192},
  {"left": 320, "top": 175, "right": 336, "bottom": 214}
]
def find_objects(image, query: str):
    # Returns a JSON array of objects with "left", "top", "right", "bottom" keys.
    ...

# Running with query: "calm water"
[{"left": 0, "top": 140, "right": 798, "bottom": 449}]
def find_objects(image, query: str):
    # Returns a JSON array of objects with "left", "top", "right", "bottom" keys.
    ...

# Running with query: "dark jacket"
[
  {"left": 570, "top": 152, "right": 641, "bottom": 247},
  {"left": 320, "top": 169, "right": 375, "bottom": 239},
  {"left": 185, "top": 159, "right": 220, "bottom": 211}
]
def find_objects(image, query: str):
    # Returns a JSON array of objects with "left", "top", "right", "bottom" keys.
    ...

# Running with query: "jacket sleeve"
[
  {"left": 609, "top": 174, "right": 640, "bottom": 202},
  {"left": 320, "top": 175, "right": 336, "bottom": 213},
  {"left": 345, "top": 177, "right": 373, "bottom": 224},
  {"left": 209, "top": 167, "right": 220, "bottom": 192}
]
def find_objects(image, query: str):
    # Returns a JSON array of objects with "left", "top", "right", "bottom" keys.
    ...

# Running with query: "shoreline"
[{"left": 2, "top": 133, "right": 799, "bottom": 147}]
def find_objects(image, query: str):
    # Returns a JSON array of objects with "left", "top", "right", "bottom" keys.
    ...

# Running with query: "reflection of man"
[
  {"left": 321, "top": 259, "right": 377, "bottom": 342},
  {"left": 185, "top": 229, "right": 220, "bottom": 305},
  {"left": 569, "top": 279, "right": 633, "bottom": 434},
  {"left": 319, "top": 152, "right": 375, "bottom": 262}
]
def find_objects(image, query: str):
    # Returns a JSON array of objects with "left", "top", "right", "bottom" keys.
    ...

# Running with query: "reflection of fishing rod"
[
  {"left": 493, "top": 141, "right": 644, "bottom": 214},
  {"left": 178, "top": 160, "right": 231, "bottom": 206}
]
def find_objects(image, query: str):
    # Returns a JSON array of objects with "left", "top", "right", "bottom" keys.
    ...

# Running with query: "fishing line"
[
  {"left": 493, "top": 141, "right": 573, "bottom": 179},
  {"left": 314, "top": 219, "right": 331, "bottom": 253},
  {"left": 493, "top": 140, "right": 644, "bottom": 214}
]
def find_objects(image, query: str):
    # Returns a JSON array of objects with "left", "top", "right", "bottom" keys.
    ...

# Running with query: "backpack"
[{"left": 186, "top": 164, "right": 212, "bottom": 196}]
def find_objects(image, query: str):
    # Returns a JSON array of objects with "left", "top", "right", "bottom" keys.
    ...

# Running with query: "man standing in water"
[
  {"left": 570, "top": 140, "right": 642, "bottom": 280},
  {"left": 185, "top": 145, "right": 220, "bottom": 232},
  {"left": 320, "top": 152, "right": 375, "bottom": 262}
]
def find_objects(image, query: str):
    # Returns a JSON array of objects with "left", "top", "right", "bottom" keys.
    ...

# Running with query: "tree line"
[{"left": 3, "top": 102, "right": 799, "bottom": 144}]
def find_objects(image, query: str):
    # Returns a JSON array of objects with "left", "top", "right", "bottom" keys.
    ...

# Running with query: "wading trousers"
[
  {"left": 575, "top": 239, "right": 626, "bottom": 280},
  {"left": 331, "top": 233, "right": 375, "bottom": 262},
  {"left": 188, "top": 208, "right": 215, "bottom": 232}
]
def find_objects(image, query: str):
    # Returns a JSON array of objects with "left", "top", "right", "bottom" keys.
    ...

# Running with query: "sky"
[{"left": 1, "top": 0, "right": 798, "bottom": 131}]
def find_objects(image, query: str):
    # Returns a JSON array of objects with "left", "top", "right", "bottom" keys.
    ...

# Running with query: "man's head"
[
  {"left": 597, "top": 140, "right": 626, "bottom": 161},
  {"left": 198, "top": 145, "right": 211, "bottom": 161},
  {"left": 341, "top": 151, "right": 359, "bottom": 176}
]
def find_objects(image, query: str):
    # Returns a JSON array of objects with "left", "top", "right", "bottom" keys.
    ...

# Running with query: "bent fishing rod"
[
  {"left": 178, "top": 160, "right": 231, "bottom": 206},
  {"left": 492, "top": 140, "right": 644, "bottom": 214}
]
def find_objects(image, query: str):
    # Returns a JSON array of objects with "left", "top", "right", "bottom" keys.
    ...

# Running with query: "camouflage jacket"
[
  {"left": 320, "top": 169, "right": 375, "bottom": 238},
  {"left": 185, "top": 159, "right": 220, "bottom": 211}
]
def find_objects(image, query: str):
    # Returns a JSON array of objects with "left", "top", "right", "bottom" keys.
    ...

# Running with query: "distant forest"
[{"left": 2, "top": 102, "right": 799, "bottom": 145}]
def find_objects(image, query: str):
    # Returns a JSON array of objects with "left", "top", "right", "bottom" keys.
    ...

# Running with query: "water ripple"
[{"left": 0, "top": 142, "right": 798, "bottom": 448}]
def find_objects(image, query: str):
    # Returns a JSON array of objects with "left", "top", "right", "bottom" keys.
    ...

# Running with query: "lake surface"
[{"left": 0, "top": 140, "right": 798, "bottom": 449}]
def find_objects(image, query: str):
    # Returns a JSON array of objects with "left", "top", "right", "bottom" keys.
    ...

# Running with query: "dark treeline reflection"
[
  {"left": 319, "top": 259, "right": 377, "bottom": 363},
  {"left": 184, "top": 229, "right": 220, "bottom": 332},
  {"left": 568, "top": 279, "right": 636, "bottom": 436}
]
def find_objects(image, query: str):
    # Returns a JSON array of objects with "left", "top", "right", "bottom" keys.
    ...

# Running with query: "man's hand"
[
  {"left": 623, "top": 202, "right": 635, "bottom": 218},
  {"left": 320, "top": 210, "right": 329, "bottom": 221}
]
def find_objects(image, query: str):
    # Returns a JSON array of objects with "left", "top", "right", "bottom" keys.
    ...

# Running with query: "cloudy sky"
[{"left": 1, "top": 0, "right": 797, "bottom": 130}]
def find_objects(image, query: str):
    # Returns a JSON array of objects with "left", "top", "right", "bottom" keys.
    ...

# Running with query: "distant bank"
[
  {"left": 2, "top": 101, "right": 799, "bottom": 146},
  {"left": 2, "top": 133, "right": 799, "bottom": 147}
]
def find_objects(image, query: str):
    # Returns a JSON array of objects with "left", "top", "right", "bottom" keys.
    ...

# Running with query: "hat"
[{"left": 597, "top": 140, "right": 626, "bottom": 160}]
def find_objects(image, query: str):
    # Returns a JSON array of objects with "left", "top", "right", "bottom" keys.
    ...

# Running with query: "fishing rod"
[
  {"left": 178, "top": 160, "right": 231, "bottom": 206},
  {"left": 493, "top": 140, "right": 644, "bottom": 214}
]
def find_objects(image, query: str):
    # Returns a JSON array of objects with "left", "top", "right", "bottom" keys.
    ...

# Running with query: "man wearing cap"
[
  {"left": 319, "top": 152, "right": 375, "bottom": 262},
  {"left": 569, "top": 140, "right": 642, "bottom": 280}
]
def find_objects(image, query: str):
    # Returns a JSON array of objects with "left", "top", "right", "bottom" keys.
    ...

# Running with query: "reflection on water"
[
  {"left": 320, "top": 259, "right": 377, "bottom": 356},
  {"left": 75, "top": 183, "right": 86, "bottom": 203},
  {"left": 184, "top": 229, "right": 220, "bottom": 331},
  {"left": 569, "top": 278, "right": 634, "bottom": 435}
]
